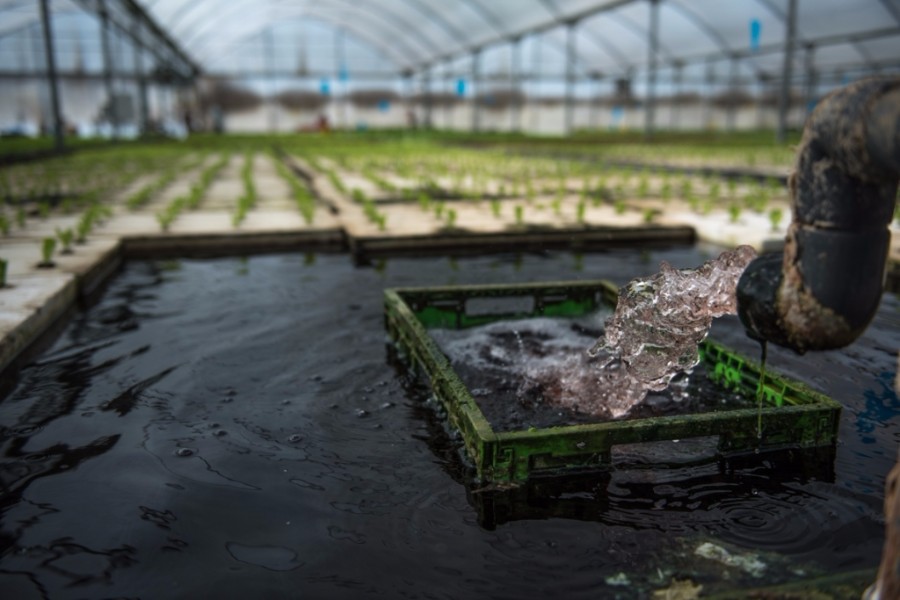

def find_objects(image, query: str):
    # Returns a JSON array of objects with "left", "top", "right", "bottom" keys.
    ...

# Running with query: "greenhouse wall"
[{"left": 1, "top": 79, "right": 810, "bottom": 136}]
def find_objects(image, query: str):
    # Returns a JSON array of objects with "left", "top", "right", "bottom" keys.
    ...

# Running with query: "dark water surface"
[{"left": 1, "top": 248, "right": 898, "bottom": 599}]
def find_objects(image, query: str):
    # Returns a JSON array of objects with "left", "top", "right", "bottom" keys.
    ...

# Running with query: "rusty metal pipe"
[{"left": 737, "top": 77, "right": 900, "bottom": 353}]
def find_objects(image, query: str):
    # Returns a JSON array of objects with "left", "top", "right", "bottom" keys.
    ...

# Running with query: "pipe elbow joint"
[
  {"left": 737, "top": 77, "right": 900, "bottom": 353},
  {"left": 737, "top": 229, "right": 887, "bottom": 354}
]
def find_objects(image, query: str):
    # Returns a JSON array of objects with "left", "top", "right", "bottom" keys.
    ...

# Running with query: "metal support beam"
[
  {"left": 531, "top": 33, "right": 542, "bottom": 132},
  {"left": 38, "top": 0, "right": 63, "bottom": 150},
  {"left": 565, "top": 21, "right": 577, "bottom": 135},
  {"left": 645, "top": 0, "right": 659, "bottom": 137},
  {"left": 98, "top": 0, "right": 117, "bottom": 138},
  {"left": 443, "top": 59, "right": 451, "bottom": 130},
  {"left": 74, "top": 0, "right": 198, "bottom": 82},
  {"left": 423, "top": 64, "right": 432, "bottom": 129},
  {"left": 804, "top": 43, "right": 817, "bottom": 118},
  {"left": 589, "top": 73, "right": 601, "bottom": 129},
  {"left": 727, "top": 55, "right": 738, "bottom": 131},
  {"left": 131, "top": 15, "right": 148, "bottom": 134},
  {"left": 880, "top": 0, "right": 900, "bottom": 25},
  {"left": 29, "top": 22, "right": 47, "bottom": 127},
  {"left": 671, "top": 61, "right": 683, "bottom": 129},
  {"left": 403, "top": 71, "right": 413, "bottom": 127},
  {"left": 777, "top": 0, "right": 798, "bottom": 143},
  {"left": 336, "top": 27, "right": 347, "bottom": 130},
  {"left": 471, "top": 48, "right": 481, "bottom": 132},
  {"left": 511, "top": 36, "right": 522, "bottom": 132},
  {"left": 265, "top": 26, "right": 277, "bottom": 132},
  {"left": 704, "top": 56, "right": 715, "bottom": 129}
]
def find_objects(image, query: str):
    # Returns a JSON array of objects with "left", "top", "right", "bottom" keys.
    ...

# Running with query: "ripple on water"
[
  {"left": 1, "top": 252, "right": 896, "bottom": 599},
  {"left": 225, "top": 543, "right": 303, "bottom": 571}
]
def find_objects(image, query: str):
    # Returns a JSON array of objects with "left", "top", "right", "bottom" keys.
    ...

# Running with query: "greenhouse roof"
[
  {"left": 135, "top": 0, "right": 900, "bottom": 80},
  {"left": 0, "top": 0, "right": 897, "bottom": 85}
]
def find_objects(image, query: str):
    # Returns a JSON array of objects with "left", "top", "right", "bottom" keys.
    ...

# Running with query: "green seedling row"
[
  {"left": 156, "top": 154, "right": 229, "bottom": 232},
  {"left": 273, "top": 155, "right": 316, "bottom": 225},
  {"left": 233, "top": 153, "right": 258, "bottom": 227}
]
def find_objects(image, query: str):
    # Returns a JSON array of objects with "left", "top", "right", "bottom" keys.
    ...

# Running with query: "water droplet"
[
  {"left": 288, "top": 434, "right": 303, "bottom": 443},
  {"left": 379, "top": 402, "right": 394, "bottom": 410},
  {"left": 355, "top": 409, "right": 369, "bottom": 418},
  {"left": 174, "top": 448, "right": 194, "bottom": 457}
]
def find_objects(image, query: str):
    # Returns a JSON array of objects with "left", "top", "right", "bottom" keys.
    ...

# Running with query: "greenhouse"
[{"left": 0, "top": 1, "right": 899, "bottom": 598}]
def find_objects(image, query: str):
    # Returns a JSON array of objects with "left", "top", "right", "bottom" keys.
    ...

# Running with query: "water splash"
[{"left": 574, "top": 245, "right": 758, "bottom": 417}]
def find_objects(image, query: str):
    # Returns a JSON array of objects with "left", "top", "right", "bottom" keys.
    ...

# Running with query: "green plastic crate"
[{"left": 384, "top": 280, "right": 842, "bottom": 484}]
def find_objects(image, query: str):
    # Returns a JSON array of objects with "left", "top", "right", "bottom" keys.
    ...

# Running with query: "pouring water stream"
[{"left": 582, "top": 245, "right": 759, "bottom": 418}]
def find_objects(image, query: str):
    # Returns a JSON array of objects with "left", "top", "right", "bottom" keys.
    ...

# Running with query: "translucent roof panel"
[
  {"left": 0, "top": 0, "right": 895, "bottom": 91},
  {"left": 138, "top": 0, "right": 781, "bottom": 72}
]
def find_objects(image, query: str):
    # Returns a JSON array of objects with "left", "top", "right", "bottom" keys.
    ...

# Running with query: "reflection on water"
[{"left": 0, "top": 250, "right": 897, "bottom": 599}]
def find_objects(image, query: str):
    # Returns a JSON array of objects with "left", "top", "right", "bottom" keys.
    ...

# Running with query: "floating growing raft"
[{"left": 384, "top": 280, "right": 841, "bottom": 484}]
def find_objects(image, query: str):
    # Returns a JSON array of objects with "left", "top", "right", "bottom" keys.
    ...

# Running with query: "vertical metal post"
[
  {"left": 443, "top": 59, "right": 451, "bottom": 130},
  {"left": 30, "top": 22, "right": 48, "bottom": 133},
  {"left": 99, "top": 0, "right": 117, "bottom": 138},
  {"left": 704, "top": 56, "right": 715, "bottom": 129},
  {"left": 336, "top": 27, "right": 347, "bottom": 129},
  {"left": 565, "top": 21, "right": 576, "bottom": 135},
  {"left": 38, "top": 0, "right": 63, "bottom": 150},
  {"left": 804, "top": 43, "right": 816, "bottom": 119},
  {"left": 671, "top": 61, "right": 683, "bottom": 129},
  {"left": 645, "top": 0, "right": 659, "bottom": 138},
  {"left": 755, "top": 75, "right": 765, "bottom": 129},
  {"left": 423, "top": 64, "right": 433, "bottom": 128},
  {"left": 777, "top": 0, "right": 798, "bottom": 143},
  {"left": 266, "top": 27, "right": 277, "bottom": 132},
  {"left": 532, "top": 33, "right": 542, "bottom": 132},
  {"left": 131, "top": 16, "right": 149, "bottom": 134},
  {"left": 511, "top": 36, "right": 521, "bottom": 132},
  {"left": 727, "top": 54, "right": 738, "bottom": 131},
  {"left": 471, "top": 48, "right": 481, "bottom": 132},
  {"left": 404, "top": 70, "right": 413, "bottom": 127}
]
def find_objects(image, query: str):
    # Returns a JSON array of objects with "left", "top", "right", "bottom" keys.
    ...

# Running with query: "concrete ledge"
[
  {"left": 0, "top": 271, "right": 78, "bottom": 383},
  {"left": 0, "top": 228, "right": 346, "bottom": 381},
  {"left": 350, "top": 225, "right": 696, "bottom": 259},
  {"left": 121, "top": 229, "right": 346, "bottom": 258}
]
